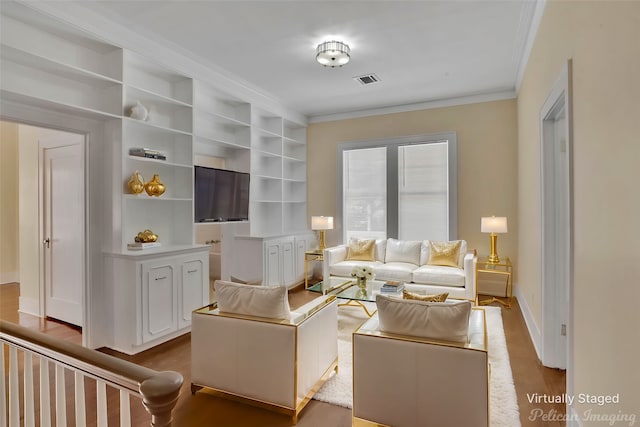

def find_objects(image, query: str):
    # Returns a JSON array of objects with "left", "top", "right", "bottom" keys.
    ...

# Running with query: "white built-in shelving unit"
[{"left": 117, "top": 50, "right": 195, "bottom": 253}]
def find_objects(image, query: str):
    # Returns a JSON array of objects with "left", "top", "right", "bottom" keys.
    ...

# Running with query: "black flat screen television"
[{"left": 194, "top": 166, "right": 250, "bottom": 222}]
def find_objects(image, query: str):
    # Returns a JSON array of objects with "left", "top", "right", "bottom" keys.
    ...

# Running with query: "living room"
[{"left": 1, "top": 1, "right": 638, "bottom": 426}]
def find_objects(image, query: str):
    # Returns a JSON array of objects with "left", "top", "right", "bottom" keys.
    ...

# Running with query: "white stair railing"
[{"left": 1, "top": 320, "right": 183, "bottom": 426}]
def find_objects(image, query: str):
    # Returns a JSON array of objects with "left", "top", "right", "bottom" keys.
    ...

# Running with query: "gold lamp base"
[
  {"left": 318, "top": 230, "right": 326, "bottom": 251},
  {"left": 487, "top": 233, "right": 500, "bottom": 264}
]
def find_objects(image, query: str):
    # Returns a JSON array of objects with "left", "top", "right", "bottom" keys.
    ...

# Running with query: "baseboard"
[
  {"left": 18, "top": 296, "right": 40, "bottom": 317},
  {"left": 0, "top": 272, "right": 19, "bottom": 284},
  {"left": 514, "top": 287, "right": 541, "bottom": 359}
]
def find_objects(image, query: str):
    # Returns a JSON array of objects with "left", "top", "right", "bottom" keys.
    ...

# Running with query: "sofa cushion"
[
  {"left": 214, "top": 280, "right": 290, "bottom": 319},
  {"left": 349, "top": 238, "right": 387, "bottom": 262},
  {"left": 329, "top": 260, "right": 382, "bottom": 278},
  {"left": 427, "top": 240, "right": 462, "bottom": 267},
  {"left": 385, "top": 238, "right": 421, "bottom": 265},
  {"left": 376, "top": 295, "right": 472, "bottom": 343},
  {"left": 412, "top": 265, "right": 466, "bottom": 287},
  {"left": 374, "top": 262, "right": 416, "bottom": 283},
  {"left": 346, "top": 239, "right": 375, "bottom": 261},
  {"left": 420, "top": 240, "right": 468, "bottom": 268},
  {"left": 403, "top": 289, "right": 449, "bottom": 302}
]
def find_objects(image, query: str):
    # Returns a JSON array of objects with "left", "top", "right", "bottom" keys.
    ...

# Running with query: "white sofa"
[
  {"left": 191, "top": 281, "right": 338, "bottom": 423},
  {"left": 353, "top": 299, "right": 489, "bottom": 427},
  {"left": 323, "top": 238, "right": 477, "bottom": 300}
]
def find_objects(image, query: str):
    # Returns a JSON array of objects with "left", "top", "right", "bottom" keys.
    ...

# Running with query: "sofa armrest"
[
  {"left": 322, "top": 245, "right": 348, "bottom": 280},
  {"left": 464, "top": 250, "right": 478, "bottom": 300}
]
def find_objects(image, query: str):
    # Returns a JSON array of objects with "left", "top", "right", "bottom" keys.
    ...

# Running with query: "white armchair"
[
  {"left": 353, "top": 299, "right": 489, "bottom": 427},
  {"left": 191, "top": 282, "right": 338, "bottom": 424}
]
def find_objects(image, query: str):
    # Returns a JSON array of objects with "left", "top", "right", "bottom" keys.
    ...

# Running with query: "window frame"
[{"left": 336, "top": 132, "right": 458, "bottom": 242}]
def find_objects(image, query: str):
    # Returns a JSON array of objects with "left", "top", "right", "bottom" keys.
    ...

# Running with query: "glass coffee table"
[{"left": 308, "top": 278, "right": 404, "bottom": 317}]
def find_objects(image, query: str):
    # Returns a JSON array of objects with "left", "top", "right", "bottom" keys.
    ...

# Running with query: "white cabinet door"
[
  {"left": 264, "top": 242, "right": 281, "bottom": 286},
  {"left": 142, "top": 262, "right": 177, "bottom": 344},
  {"left": 294, "top": 236, "right": 311, "bottom": 282},
  {"left": 179, "top": 258, "right": 205, "bottom": 329},
  {"left": 281, "top": 239, "right": 295, "bottom": 286}
]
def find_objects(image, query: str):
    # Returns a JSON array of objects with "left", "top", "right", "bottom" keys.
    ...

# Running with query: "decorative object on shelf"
[
  {"left": 144, "top": 174, "right": 166, "bottom": 197},
  {"left": 316, "top": 40, "right": 351, "bottom": 68},
  {"left": 481, "top": 216, "right": 508, "bottom": 264},
  {"left": 129, "top": 147, "right": 166, "bottom": 161},
  {"left": 135, "top": 229, "right": 158, "bottom": 243},
  {"left": 128, "top": 100, "right": 150, "bottom": 121},
  {"left": 127, "top": 170, "right": 145, "bottom": 194},
  {"left": 311, "top": 216, "right": 334, "bottom": 251},
  {"left": 127, "top": 241, "right": 161, "bottom": 250},
  {"left": 351, "top": 265, "right": 374, "bottom": 289}
]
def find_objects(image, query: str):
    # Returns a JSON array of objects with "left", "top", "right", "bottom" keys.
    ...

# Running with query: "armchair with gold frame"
[
  {"left": 352, "top": 307, "right": 489, "bottom": 427},
  {"left": 191, "top": 295, "right": 338, "bottom": 424}
]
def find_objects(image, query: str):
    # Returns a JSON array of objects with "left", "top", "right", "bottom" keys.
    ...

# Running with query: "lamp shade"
[
  {"left": 481, "top": 216, "right": 508, "bottom": 233},
  {"left": 311, "top": 216, "right": 334, "bottom": 230}
]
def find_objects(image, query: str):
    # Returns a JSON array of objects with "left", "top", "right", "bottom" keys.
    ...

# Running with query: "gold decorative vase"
[
  {"left": 127, "top": 171, "right": 145, "bottom": 194},
  {"left": 135, "top": 229, "right": 158, "bottom": 243},
  {"left": 144, "top": 174, "right": 166, "bottom": 197},
  {"left": 356, "top": 276, "right": 367, "bottom": 289}
]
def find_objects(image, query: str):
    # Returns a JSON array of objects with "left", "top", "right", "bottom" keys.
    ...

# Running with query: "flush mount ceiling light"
[{"left": 316, "top": 40, "right": 351, "bottom": 67}]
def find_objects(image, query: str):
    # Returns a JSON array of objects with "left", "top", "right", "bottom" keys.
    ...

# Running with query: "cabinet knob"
[{"left": 155, "top": 276, "right": 167, "bottom": 281}]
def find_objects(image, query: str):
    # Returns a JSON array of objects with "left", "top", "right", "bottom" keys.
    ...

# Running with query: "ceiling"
[{"left": 78, "top": 1, "right": 538, "bottom": 120}]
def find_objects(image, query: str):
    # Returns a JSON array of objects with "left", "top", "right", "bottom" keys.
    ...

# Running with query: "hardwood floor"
[{"left": 1, "top": 283, "right": 565, "bottom": 426}]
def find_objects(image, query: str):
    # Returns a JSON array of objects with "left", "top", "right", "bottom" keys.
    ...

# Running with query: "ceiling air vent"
[{"left": 353, "top": 73, "right": 381, "bottom": 85}]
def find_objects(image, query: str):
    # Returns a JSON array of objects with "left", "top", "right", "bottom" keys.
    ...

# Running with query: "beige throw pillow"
[
  {"left": 403, "top": 290, "right": 449, "bottom": 302},
  {"left": 427, "top": 240, "right": 462, "bottom": 268},
  {"left": 214, "top": 280, "right": 291, "bottom": 320},
  {"left": 376, "top": 294, "right": 472, "bottom": 343},
  {"left": 346, "top": 239, "right": 376, "bottom": 261}
]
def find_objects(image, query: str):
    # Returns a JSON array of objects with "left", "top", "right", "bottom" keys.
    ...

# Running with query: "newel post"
[{"left": 139, "top": 371, "right": 183, "bottom": 426}]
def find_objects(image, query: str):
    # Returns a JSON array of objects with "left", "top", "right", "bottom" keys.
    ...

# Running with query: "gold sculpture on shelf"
[
  {"left": 144, "top": 174, "right": 166, "bottom": 197},
  {"left": 135, "top": 229, "right": 158, "bottom": 243},
  {"left": 128, "top": 171, "right": 145, "bottom": 194}
]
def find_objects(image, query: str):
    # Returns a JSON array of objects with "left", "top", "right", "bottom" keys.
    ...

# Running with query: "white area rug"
[{"left": 313, "top": 303, "right": 521, "bottom": 427}]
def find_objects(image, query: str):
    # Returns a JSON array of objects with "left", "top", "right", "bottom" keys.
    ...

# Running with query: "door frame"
[
  {"left": 539, "top": 59, "right": 574, "bottom": 374},
  {"left": 2, "top": 99, "right": 104, "bottom": 348},
  {"left": 39, "top": 133, "right": 86, "bottom": 326}
]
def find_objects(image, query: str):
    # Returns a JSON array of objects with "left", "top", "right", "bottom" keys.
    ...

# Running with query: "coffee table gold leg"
[{"left": 338, "top": 300, "right": 375, "bottom": 317}]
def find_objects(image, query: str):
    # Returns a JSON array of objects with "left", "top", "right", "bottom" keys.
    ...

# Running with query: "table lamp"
[
  {"left": 481, "top": 216, "right": 508, "bottom": 263},
  {"left": 311, "top": 216, "right": 334, "bottom": 251}
]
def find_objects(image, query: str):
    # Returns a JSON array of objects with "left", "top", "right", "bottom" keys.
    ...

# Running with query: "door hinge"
[{"left": 561, "top": 323, "right": 567, "bottom": 336}]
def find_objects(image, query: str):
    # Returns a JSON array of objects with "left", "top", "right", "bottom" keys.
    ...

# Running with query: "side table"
[
  {"left": 304, "top": 250, "right": 324, "bottom": 289},
  {"left": 476, "top": 257, "right": 513, "bottom": 308}
]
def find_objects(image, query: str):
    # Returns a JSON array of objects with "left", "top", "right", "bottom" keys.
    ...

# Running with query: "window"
[
  {"left": 338, "top": 133, "right": 457, "bottom": 242},
  {"left": 342, "top": 147, "right": 387, "bottom": 241}
]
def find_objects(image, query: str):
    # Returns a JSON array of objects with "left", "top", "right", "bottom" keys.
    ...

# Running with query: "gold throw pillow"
[
  {"left": 403, "top": 290, "right": 449, "bottom": 302},
  {"left": 427, "top": 240, "right": 462, "bottom": 267},
  {"left": 346, "top": 239, "right": 376, "bottom": 261}
]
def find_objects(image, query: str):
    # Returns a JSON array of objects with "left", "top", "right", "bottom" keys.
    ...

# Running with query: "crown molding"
[
  {"left": 308, "top": 90, "right": 517, "bottom": 123},
  {"left": 515, "top": 0, "right": 548, "bottom": 92},
  {"left": 14, "top": 0, "right": 307, "bottom": 125}
]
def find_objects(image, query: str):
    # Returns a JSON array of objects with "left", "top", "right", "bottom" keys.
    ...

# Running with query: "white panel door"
[
  {"left": 42, "top": 136, "right": 84, "bottom": 327},
  {"left": 264, "top": 242, "right": 281, "bottom": 286},
  {"left": 281, "top": 239, "right": 295, "bottom": 286},
  {"left": 294, "top": 237, "right": 308, "bottom": 282},
  {"left": 179, "top": 259, "right": 205, "bottom": 329},
  {"left": 142, "top": 263, "right": 176, "bottom": 343}
]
